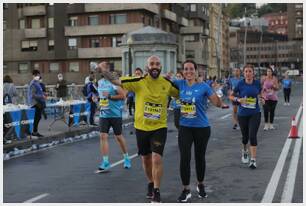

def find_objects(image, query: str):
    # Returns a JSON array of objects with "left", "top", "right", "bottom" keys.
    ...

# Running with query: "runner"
[
  {"left": 96, "top": 62, "right": 131, "bottom": 172},
  {"left": 174, "top": 60, "right": 223, "bottom": 202},
  {"left": 229, "top": 64, "right": 264, "bottom": 169},
  {"left": 261, "top": 67, "right": 279, "bottom": 130},
  {"left": 282, "top": 71, "right": 292, "bottom": 106},
  {"left": 229, "top": 68, "right": 242, "bottom": 130},
  {"left": 98, "top": 55, "right": 179, "bottom": 203},
  {"left": 173, "top": 71, "right": 183, "bottom": 131}
]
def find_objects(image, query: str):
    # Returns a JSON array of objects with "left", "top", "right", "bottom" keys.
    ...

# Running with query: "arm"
[
  {"left": 109, "top": 86, "right": 126, "bottom": 100},
  {"left": 208, "top": 93, "right": 222, "bottom": 108},
  {"left": 272, "top": 77, "right": 279, "bottom": 90}
]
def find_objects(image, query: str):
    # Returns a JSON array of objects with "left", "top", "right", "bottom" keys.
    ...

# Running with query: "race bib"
[
  {"left": 181, "top": 102, "right": 197, "bottom": 118},
  {"left": 241, "top": 97, "right": 256, "bottom": 109},
  {"left": 144, "top": 102, "right": 162, "bottom": 120},
  {"left": 99, "top": 98, "right": 109, "bottom": 110}
]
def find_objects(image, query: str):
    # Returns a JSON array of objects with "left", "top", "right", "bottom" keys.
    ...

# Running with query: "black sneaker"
[
  {"left": 151, "top": 188, "right": 161, "bottom": 203},
  {"left": 146, "top": 182, "right": 154, "bottom": 199},
  {"left": 177, "top": 189, "right": 192, "bottom": 203},
  {"left": 233, "top": 124, "right": 237, "bottom": 130},
  {"left": 197, "top": 184, "right": 208, "bottom": 198},
  {"left": 249, "top": 159, "right": 257, "bottom": 169},
  {"left": 32, "top": 132, "right": 44, "bottom": 137}
]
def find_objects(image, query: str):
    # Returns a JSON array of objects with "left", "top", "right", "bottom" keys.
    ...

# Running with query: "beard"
[{"left": 148, "top": 68, "right": 161, "bottom": 79}]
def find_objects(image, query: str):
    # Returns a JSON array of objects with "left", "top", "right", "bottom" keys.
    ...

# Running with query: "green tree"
[
  {"left": 258, "top": 3, "right": 287, "bottom": 16},
  {"left": 223, "top": 3, "right": 256, "bottom": 18}
]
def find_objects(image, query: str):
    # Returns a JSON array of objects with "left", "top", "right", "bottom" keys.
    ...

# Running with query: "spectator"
[
  {"left": 27, "top": 70, "right": 46, "bottom": 137},
  {"left": 85, "top": 71, "right": 96, "bottom": 85},
  {"left": 55, "top": 73, "right": 68, "bottom": 100},
  {"left": 86, "top": 76, "right": 99, "bottom": 126},
  {"left": 3, "top": 75, "right": 17, "bottom": 105}
]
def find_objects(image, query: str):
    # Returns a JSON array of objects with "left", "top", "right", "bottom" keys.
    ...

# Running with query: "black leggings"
[
  {"left": 238, "top": 112, "right": 261, "bottom": 146},
  {"left": 174, "top": 108, "right": 180, "bottom": 130},
  {"left": 178, "top": 126, "right": 210, "bottom": 186},
  {"left": 283, "top": 88, "right": 291, "bottom": 103},
  {"left": 263, "top": 100, "right": 278, "bottom": 123},
  {"left": 32, "top": 104, "right": 43, "bottom": 133}
]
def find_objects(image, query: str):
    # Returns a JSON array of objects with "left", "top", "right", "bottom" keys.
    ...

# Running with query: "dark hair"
[
  {"left": 32, "top": 69, "right": 40, "bottom": 76},
  {"left": 135, "top": 67, "right": 143, "bottom": 74},
  {"left": 3, "top": 75, "right": 13, "bottom": 83},
  {"left": 243, "top": 64, "right": 254, "bottom": 72},
  {"left": 266, "top": 67, "right": 273, "bottom": 74},
  {"left": 182, "top": 59, "right": 198, "bottom": 70}
]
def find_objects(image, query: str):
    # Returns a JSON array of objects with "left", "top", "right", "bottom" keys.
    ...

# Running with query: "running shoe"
[
  {"left": 146, "top": 182, "right": 154, "bottom": 199},
  {"left": 123, "top": 157, "right": 131, "bottom": 169},
  {"left": 233, "top": 124, "right": 238, "bottom": 130},
  {"left": 177, "top": 189, "right": 192, "bottom": 202},
  {"left": 241, "top": 150, "right": 249, "bottom": 164},
  {"left": 263, "top": 124, "right": 269, "bottom": 131},
  {"left": 98, "top": 161, "right": 110, "bottom": 171},
  {"left": 249, "top": 159, "right": 257, "bottom": 169},
  {"left": 287, "top": 102, "right": 290, "bottom": 106},
  {"left": 197, "top": 184, "right": 208, "bottom": 198},
  {"left": 269, "top": 124, "right": 275, "bottom": 130},
  {"left": 151, "top": 188, "right": 161, "bottom": 203}
]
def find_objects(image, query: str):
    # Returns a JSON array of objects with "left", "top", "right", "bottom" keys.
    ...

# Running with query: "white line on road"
[
  {"left": 281, "top": 118, "right": 303, "bottom": 202},
  {"left": 220, "top": 113, "right": 232, "bottom": 120},
  {"left": 261, "top": 105, "right": 302, "bottom": 203},
  {"left": 23, "top": 193, "right": 49, "bottom": 203},
  {"left": 110, "top": 153, "right": 138, "bottom": 168}
]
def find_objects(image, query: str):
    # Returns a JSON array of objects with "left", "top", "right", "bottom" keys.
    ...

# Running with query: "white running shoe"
[
  {"left": 249, "top": 159, "right": 257, "bottom": 169},
  {"left": 263, "top": 124, "right": 269, "bottom": 131},
  {"left": 287, "top": 102, "right": 290, "bottom": 106},
  {"left": 241, "top": 150, "right": 249, "bottom": 164},
  {"left": 269, "top": 124, "right": 275, "bottom": 130}
]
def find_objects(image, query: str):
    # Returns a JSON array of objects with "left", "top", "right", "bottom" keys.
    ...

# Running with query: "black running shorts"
[
  {"left": 99, "top": 118, "right": 122, "bottom": 135},
  {"left": 135, "top": 128, "right": 167, "bottom": 156}
]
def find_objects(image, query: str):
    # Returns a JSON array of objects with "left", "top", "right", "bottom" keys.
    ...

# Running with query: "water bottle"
[
  {"left": 90, "top": 62, "right": 98, "bottom": 71},
  {"left": 216, "top": 88, "right": 223, "bottom": 98}
]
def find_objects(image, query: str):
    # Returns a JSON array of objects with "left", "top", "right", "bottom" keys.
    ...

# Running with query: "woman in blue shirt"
[
  {"left": 282, "top": 72, "right": 292, "bottom": 106},
  {"left": 229, "top": 64, "right": 265, "bottom": 169},
  {"left": 174, "top": 60, "right": 223, "bottom": 202}
]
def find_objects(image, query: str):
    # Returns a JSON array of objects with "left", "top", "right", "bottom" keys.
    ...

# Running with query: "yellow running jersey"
[{"left": 121, "top": 75, "right": 179, "bottom": 131}]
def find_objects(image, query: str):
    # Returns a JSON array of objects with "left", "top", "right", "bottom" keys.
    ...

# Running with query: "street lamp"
[{"left": 127, "top": 37, "right": 133, "bottom": 76}]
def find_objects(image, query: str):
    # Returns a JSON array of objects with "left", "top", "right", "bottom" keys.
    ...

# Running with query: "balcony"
[
  {"left": 78, "top": 47, "right": 122, "bottom": 59},
  {"left": 162, "top": 9, "right": 177, "bottom": 22},
  {"left": 24, "top": 28, "right": 47, "bottom": 38},
  {"left": 84, "top": 3, "right": 159, "bottom": 14},
  {"left": 179, "top": 17, "right": 189, "bottom": 27},
  {"left": 65, "top": 23, "right": 144, "bottom": 36},
  {"left": 23, "top": 5, "right": 46, "bottom": 16},
  {"left": 180, "top": 26, "right": 203, "bottom": 34}
]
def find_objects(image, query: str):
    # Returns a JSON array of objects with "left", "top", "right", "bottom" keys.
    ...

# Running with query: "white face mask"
[{"left": 34, "top": 76, "right": 40, "bottom": 81}]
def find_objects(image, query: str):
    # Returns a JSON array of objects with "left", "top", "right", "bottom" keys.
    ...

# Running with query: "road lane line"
[
  {"left": 110, "top": 153, "right": 138, "bottom": 168},
  {"left": 261, "top": 105, "right": 302, "bottom": 203},
  {"left": 281, "top": 117, "right": 303, "bottom": 202},
  {"left": 220, "top": 113, "right": 231, "bottom": 120},
  {"left": 23, "top": 193, "right": 49, "bottom": 203}
]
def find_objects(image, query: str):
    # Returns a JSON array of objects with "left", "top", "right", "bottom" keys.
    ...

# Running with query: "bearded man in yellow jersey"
[{"left": 98, "top": 55, "right": 179, "bottom": 203}]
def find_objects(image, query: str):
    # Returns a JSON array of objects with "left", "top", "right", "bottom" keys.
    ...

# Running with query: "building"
[
  {"left": 287, "top": 3, "right": 303, "bottom": 40},
  {"left": 262, "top": 11, "right": 288, "bottom": 35},
  {"left": 221, "top": 13, "right": 230, "bottom": 74}
]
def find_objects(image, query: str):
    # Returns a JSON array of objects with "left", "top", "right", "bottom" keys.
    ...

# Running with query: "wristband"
[{"left": 234, "top": 97, "right": 238, "bottom": 102}]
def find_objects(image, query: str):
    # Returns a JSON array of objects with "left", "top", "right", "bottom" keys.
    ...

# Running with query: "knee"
[
  {"left": 250, "top": 138, "right": 257, "bottom": 146},
  {"left": 100, "top": 133, "right": 108, "bottom": 140},
  {"left": 152, "top": 153, "right": 162, "bottom": 166}
]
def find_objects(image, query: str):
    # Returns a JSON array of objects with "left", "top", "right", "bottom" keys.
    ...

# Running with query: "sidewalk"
[{"left": 3, "top": 111, "right": 134, "bottom": 153}]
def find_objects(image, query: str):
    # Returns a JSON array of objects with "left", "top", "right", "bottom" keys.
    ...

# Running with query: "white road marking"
[
  {"left": 110, "top": 153, "right": 138, "bottom": 168},
  {"left": 281, "top": 118, "right": 303, "bottom": 202},
  {"left": 23, "top": 193, "right": 49, "bottom": 203},
  {"left": 261, "top": 105, "right": 302, "bottom": 203},
  {"left": 220, "top": 113, "right": 232, "bottom": 120}
]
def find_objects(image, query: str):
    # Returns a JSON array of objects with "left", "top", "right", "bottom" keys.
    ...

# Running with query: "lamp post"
[{"left": 127, "top": 37, "right": 133, "bottom": 76}]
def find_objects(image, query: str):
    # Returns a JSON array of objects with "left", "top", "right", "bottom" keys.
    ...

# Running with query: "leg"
[
  {"left": 238, "top": 115, "right": 250, "bottom": 148},
  {"left": 287, "top": 88, "right": 291, "bottom": 103},
  {"left": 100, "top": 133, "right": 109, "bottom": 156},
  {"left": 248, "top": 113, "right": 261, "bottom": 159},
  {"left": 283, "top": 89, "right": 288, "bottom": 102},
  {"left": 111, "top": 118, "right": 127, "bottom": 154},
  {"left": 32, "top": 104, "right": 42, "bottom": 133},
  {"left": 174, "top": 108, "right": 180, "bottom": 130},
  {"left": 232, "top": 104, "right": 238, "bottom": 126},
  {"left": 142, "top": 154, "right": 153, "bottom": 183},
  {"left": 269, "top": 101, "right": 278, "bottom": 124},
  {"left": 115, "top": 134, "right": 128, "bottom": 154},
  {"left": 152, "top": 152, "right": 163, "bottom": 189},
  {"left": 178, "top": 126, "right": 193, "bottom": 189},
  {"left": 263, "top": 102, "right": 269, "bottom": 123},
  {"left": 193, "top": 127, "right": 210, "bottom": 184}
]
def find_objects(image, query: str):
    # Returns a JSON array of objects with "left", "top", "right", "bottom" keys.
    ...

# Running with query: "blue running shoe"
[
  {"left": 98, "top": 161, "right": 110, "bottom": 171},
  {"left": 123, "top": 158, "right": 131, "bottom": 169}
]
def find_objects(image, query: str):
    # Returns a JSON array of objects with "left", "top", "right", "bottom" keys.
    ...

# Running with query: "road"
[{"left": 3, "top": 82, "right": 303, "bottom": 203}]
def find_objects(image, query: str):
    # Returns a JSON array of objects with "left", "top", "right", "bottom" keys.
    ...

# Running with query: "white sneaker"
[
  {"left": 249, "top": 159, "right": 257, "bottom": 169},
  {"left": 284, "top": 103, "right": 287, "bottom": 106},
  {"left": 287, "top": 102, "right": 290, "bottom": 106},
  {"left": 269, "top": 124, "right": 275, "bottom": 130},
  {"left": 241, "top": 150, "right": 249, "bottom": 164},
  {"left": 263, "top": 124, "right": 269, "bottom": 131}
]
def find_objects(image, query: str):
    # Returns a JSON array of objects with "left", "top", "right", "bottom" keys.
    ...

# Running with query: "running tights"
[
  {"left": 178, "top": 126, "right": 210, "bottom": 186},
  {"left": 238, "top": 112, "right": 261, "bottom": 146},
  {"left": 283, "top": 88, "right": 291, "bottom": 103},
  {"left": 263, "top": 100, "right": 278, "bottom": 123}
]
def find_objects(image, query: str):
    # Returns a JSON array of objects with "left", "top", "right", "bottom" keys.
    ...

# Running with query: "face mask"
[
  {"left": 34, "top": 76, "right": 40, "bottom": 81},
  {"left": 58, "top": 77, "right": 63, "bottom": 81},
  {"left": 148, "top": 68, "right": 161, "bottom": 79}
]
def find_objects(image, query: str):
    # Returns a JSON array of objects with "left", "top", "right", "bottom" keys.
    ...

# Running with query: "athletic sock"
[{"left": 103, "top": 156, "right": 109, "bottom": 162}]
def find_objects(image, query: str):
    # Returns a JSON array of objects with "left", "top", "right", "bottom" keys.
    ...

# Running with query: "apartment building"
[
  {"left": 287, "top": 3, "right": 303, "bottom": 40},
  {"left": 262, "top": 11, "right": 288, "bottom": 35}
]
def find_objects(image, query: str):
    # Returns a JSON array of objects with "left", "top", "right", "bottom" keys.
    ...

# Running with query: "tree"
[
  {"left": 258, "top": 3, "right": 287, "bottom": 16},
  {"left": 223, "top": 3, "right": 256, "bottom": 18}
]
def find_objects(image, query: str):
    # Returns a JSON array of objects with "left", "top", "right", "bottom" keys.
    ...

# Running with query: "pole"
[
  {"left": 243, "top": 8, "right": 247, "bottom": 66},
  {"left": 128, "top": 46, "right": 132, "bottom": 76}
]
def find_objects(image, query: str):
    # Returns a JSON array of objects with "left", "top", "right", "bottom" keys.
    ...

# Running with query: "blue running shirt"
[
  {"left": 233, "top": 79, "right": 261, "bottom": 116},
  {"left": 174, "top": 80, "right": 213, "bottom": 127},
  {"left": 229, "top": 77, "right": 242, "bottom": 91},
  {"left": 98, "top": 79, "right": 123, "bottom": 118},
  {"left": 282, "top": 79, "right": 292, "bottom": 89}
]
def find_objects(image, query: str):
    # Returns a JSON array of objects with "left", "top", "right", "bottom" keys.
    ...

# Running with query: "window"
[
  {"left": 48, "top": 17, "right": 54, "bottom": 28},
  {"left": 21, "top": 40, "right": 38, "bottom": 51},
  {"left": 34, "top": 63, "right": 39, "bottom": 70},
  {"left": 19, "top": 63, "right": 29, "bottom": 73},
  {"left": 48, "top": 40, "right": 54, "bottom": 50},
  {"left": 88, "top": 15, "right": 99, "bottom": 25},
  {"left": 69, "top": 62, "right": 79, "bottom": 72},
  {"left": 185, "top": 35, "right": 196, "bottom": 42},
  {"left": 68, "top": 38, "right": 77, "bottom": 50},
  {"left": 190, "top": 4, "right": 196, "bottom": 12},
  {"left": 186, "top": 50, "right": 195, "bottom": 59},
  {"left": 110, "top": 14, "right": 127, "bottom": 24},
  {"left": 49, "top": 63, "right": 59, "bottom": 72},
  {"left": 90, "top": 38, "right": 100, "bottom": 48},
  {"left": 69, "top": 16, "right": 78, "bottom": 26},
  {"left": 31, "top": 18, "right": 40, "bottom": 29},
  {"left": 19, "top": 19, "right": 25, "bottom": 29},
  {"left": 112, "top": 36, "right": 122, "bottom": 48}
]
